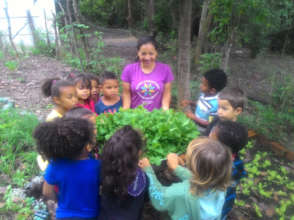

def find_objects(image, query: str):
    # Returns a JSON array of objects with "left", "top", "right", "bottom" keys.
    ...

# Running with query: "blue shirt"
[
  {"left": 195, "top": 93, "right": 218, "bottom": 122},
  {"left": 95, "top": 97, "right": 122, "bottom": 115},
  {"left": 44, "top": 158, "right": 101, "bottom": 218}
]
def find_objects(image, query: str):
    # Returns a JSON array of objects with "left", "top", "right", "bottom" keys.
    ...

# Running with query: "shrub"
[{"left": 96, "top": 107, "right": 199, "bottom": 164}]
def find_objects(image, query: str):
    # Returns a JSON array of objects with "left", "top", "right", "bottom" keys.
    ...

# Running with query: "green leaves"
[{"left": 96, "top": 107, "right": 199, "bottom": 164}]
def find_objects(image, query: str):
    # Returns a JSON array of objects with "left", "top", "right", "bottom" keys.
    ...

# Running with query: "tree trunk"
[
  {"left": 27, "top": 10, "right": 41, "bottom": 48},
  {"left": 52, "top": 12, "right": 60, "bottom": 59},
  {"left": 57, "top": 0, "right": 71, "bottom": 50},
  {"left": 43, "top": 9, "right": 51, "bottom": 48},
  {"left": 194, "top": 0, "right": 212, "bottom": 65},
  {"left": 127, "top": 0, "right": 133, "bottom": 29},
  {"left": 177, "top": 0, "right": 192, "bottom": 109},
  {"left": 222, "top": 29, "right": 234, "bottom": 73},
  {"left": 147, "top": 0, "right": 155, "bottom": 35},
  {"left": 3, "top": 1, "right": 19, "bottom": 57}
]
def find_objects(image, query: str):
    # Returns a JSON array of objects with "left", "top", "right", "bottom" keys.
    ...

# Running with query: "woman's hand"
[
  {"left": 138, "top": 158, "right": 151, "bottom": 169},
  {"left": 161, "top": 82, "right": 172, "bottom": 110},
  {"left": 122, "top": 82, "right": 131, "bottom": 109}
]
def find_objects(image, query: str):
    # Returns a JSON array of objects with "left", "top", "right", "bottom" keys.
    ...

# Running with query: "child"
[
  {"left": 209, "top": 120, "right": 248, "bottom": 220},
  {"left": 182, "top": 69, "right": 227, "bottom": 134},
  {"left": 204, "top": 87, "right": 246, "bottom": 136},
  {"left": 38, "top": 78, "right": 78, "bottom": 171},
  {"left": 33, "top": 118, "right": 101, "bottom": 220},
  {"left": 74, "top": 74, "right": 95, "bottom": 112},
  {"left": 87, "top": 74, "right": 100, "bottom": 104},
  {"left": 99, "top": 125, "right": 148, "bottom": 220},
  {"left": 139, "top": 137, "right": 232, "bottom": 220},
  {"left": 41, "top": 78, "right": 77, "bottom": 121},
  {"left": 95, "top": 72, "right": 122, "bottom": 114}
]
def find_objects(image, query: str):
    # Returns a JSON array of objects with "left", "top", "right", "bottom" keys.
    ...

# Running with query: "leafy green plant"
[
  {"left": 4, "top": 60, "right": 19, "bottom": 71},
  {"left": 0, "top": 109, "right": 39, "bottom": 186},
  {"left": 96, "top": 107, "right": 199, "bottom": 164},
  {"left": 198, "top": 53, "right": 222, "bottom": 74}
]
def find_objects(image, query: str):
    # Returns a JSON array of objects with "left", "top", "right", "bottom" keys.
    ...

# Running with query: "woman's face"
[{"left": 137, "top": 43, "right": 158, "bottom": 67}]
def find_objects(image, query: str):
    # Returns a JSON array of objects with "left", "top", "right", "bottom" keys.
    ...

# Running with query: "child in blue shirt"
[
  {"left": 182, "top": 69, "right": 227, "bottom": 133},
  {"left": 95, "top": 72, "right": 122, "bottom": 114},
  {"left": 33, "top": 118, "right": 101, "bottom": 220},
  {"left": 209, "top": 120, "right": 248, "bottom": 220}
]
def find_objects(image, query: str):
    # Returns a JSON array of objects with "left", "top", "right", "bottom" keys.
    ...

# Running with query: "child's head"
[
  {"left": 209, "top": 120, "right": 248, "bottom": 155},
  {"left": 86, "top": 74, "right": 100, "bottom": 99},
  {"left": 42, "top": 78, "right": 77, "bottom": 111},
  {"left": 101, "top": 125, "right": 145, "bottom": 197},
  {"left": 99, "top": 72, "right": 119, "bottom": 99},
  {"left": 64, "top": 106, "right": 97, "bottom": 135},
  {"left": 218, "top": 87, "right": 245, "bottom": 121},
  {"left": 201, "top": 69, "right": 227, "bottom": 95},
  {"left": 73, "top": 74, "right": 91, "bottom": 101},
  {"left": 33, "top": 118, "right": 95, "bottom": 160},
  {"left": 186, "top": 137, "right": 232, "bottom": 195}
]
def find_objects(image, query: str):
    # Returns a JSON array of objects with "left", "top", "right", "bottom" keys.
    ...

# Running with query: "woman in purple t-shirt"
[{"left": 121, "top": 36, "right": 174, "bottom": 111}]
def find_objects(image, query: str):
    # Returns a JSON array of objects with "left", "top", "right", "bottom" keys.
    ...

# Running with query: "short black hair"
[
  {"left": 101, "top": 125, "right": 145, "bottom": 198},
  {"left": 99, "top": 71, "right": 118, "bottom": 84},
  {"left": 41, "top": 78, "right": 74, "bottom": 98},
  {"left": 73, "top": 74, "right": 91, "bottom": 89},
  {"left": 219, "top": 87, "right": 246, "bottom": 109},
  {"left": 33, "top": 118, "right": 95, "bottom": 160},
  {"left": 87, "top": 74, "right": 100, "bottom": 84},
  {"left": 203, "top": 69, "right": 227, "bottom": 92},
  {"left": 64, "top": 106, "right": 94, "bottom": 119},
  {"left": 137, "top": 36, "right": 158, "bottom": 51},
  {"left": 214, "top": 120, "right": 248, "bottom": 154}
]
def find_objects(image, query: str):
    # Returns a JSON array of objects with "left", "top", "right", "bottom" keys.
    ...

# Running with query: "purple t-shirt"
[{"left": 121, "top": 62, "right": 174, "bottom": 111}]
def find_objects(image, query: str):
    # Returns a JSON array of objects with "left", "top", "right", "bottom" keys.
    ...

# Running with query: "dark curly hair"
[
  {"left": 73, "top": 74, "right": 91, "bottom": 89},
  {"left": 214, "top": 120, "right": 248, "bottom": 155},
  {"left": 86, "top": 73, "right": 100, "bottom": 85},
  {"left": 99, "top": 71, "right": 118, "bottom": 85},
  {"left": 219, "top": 87, "right": 246, "bottom": 109},
  {"left": 101, "top": 125, "right": 145, "bottom": 198},
  {"left": 41, "top": 78, "right": 74, "bottom": 98},
  {"left": 203, "top": 69, "right": 227, "bottom": 92},
  {"left": 33, "top": 118, "right": 95, "bottom": 160},
  {"left": 64, "top": 106, "right": 94, "bottom": 119}
]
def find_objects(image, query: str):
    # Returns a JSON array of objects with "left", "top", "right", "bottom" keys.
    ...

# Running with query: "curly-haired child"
[
  {"left": 139, "top": 137, "right": 232, "bottom": 220},
  {"left": 98, "top": 125, "right": 148, "bottom": 220},
  {"left": 33, "top": 118, "right": 101, "bottom": 220}
]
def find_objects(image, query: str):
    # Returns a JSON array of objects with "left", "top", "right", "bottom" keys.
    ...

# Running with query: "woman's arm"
[
  {"left": 122, "top": 82, "right": 131, "bottom": 109},
  {"left": 42, "top": 181, "right": 57, "bottom": 202},
  {"left": 161, "top": 82, "right": 172, "bottom": 110}
]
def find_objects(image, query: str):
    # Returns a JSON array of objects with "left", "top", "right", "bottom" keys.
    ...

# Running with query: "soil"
[{"left": 0, "top": 27, "right": 294, "bottom": 219}]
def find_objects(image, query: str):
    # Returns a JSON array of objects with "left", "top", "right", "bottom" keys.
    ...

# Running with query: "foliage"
[
  {"left": 198, "top": 53, "right": 222, "bottom": 74},
  {"left": 237, "top": 141, "right": 294, "bottom": 219},
  {"left": 96, "top": 107, "right": 199, "bottom": 164},
  {"left": 4, "top": 60, "right": 19, "bottom": 71},
  {"left": 0, "top": 109, "right": 39, "bottom": 187}
]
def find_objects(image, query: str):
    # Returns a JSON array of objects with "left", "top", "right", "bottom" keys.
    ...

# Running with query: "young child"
[
  {"left": 33, "top": 118, "right": 101, "bottom": 220},
  {"left": 87, "top": 74, "right": 100, "bottom": 104},
  {"left": 139, "top": 137, "right": 232, "bottom": 220},
  {"left": 41, "top": 78, "right": 77, "bottom": 121},
  {"left": 74, "top": 74, "right": 95, "bottom": 112},
  {"left": 182, "top": 69, "right": 227, "bottom": 134},
  {"left": 204, "top": 87, "right": 246, "bottom": 136},
  {"left": 38, "top": 78, "right": 78, "bottom": 171},
  {"left": 209, "top": 120, "right": 248, "bottom": 219},
  {"left": 99, "top": 125, "right": 148, "bottom": 220},
  {"left": 95, "top": 72, "right": 122, "bottom": 114}
]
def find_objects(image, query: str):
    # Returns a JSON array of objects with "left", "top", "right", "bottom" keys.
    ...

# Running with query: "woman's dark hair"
[
  {"left": 73, "top": 74, "right": 91, "bottom": 89},
  {"left": 64, "top": 106, "right": 94, "bottom": 119},
  {"left": 214, "top": 120, "right": 248, "bottom": 155},
  {"left": 136, "top": 36, "right": 158, "bottom": 51},
  {"left": 33, "top": 118, "right": 95, "bottom": 160},
  {"left": 41, "top": 78, "right": 74, "bottom": 98},
  {"left": 101, "top": 125, "right": 145, "bottom": 198},
  {"left": 99, "top": 71, "right": 118, "bottom": 84}
]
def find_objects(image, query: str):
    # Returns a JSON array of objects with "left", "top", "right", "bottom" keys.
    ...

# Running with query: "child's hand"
[
  {"left": 167, "top": 153, "right": 180, "bottom": 171},
  {"left": 185, "top": 111, "right": 195, "bottom": 120},
  {"left": 138, "top": 158, "right": 151, "bottom": 169}
]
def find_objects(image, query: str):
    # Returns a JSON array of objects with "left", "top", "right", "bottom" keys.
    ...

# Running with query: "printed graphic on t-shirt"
[{"left": 136, "top": 80, "right": 160, "bottom": 100}]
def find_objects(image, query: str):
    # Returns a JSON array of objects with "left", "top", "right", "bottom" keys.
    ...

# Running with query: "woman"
[{"left": 121, "top": 36, "right": 174, "bottom": 111}]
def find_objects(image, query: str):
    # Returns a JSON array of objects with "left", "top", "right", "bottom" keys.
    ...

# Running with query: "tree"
[{"left": 176, "top": 0, "right": 192, "bottom": 108}]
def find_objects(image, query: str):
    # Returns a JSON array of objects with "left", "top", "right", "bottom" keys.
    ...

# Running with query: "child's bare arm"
[
  {"left": 42, "top": 181, "right": 57, "bottom": 202},
  {"left": 185, "top": 111, "right": 209, "bottom": 126}
]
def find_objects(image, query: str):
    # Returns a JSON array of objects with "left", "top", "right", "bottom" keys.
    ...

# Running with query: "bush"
[
  {"left": 0, "top": 110, "right": 39, "bottom": 187},
  {"left": 96, "top": 107, "right": 199, "bottom": 164}
]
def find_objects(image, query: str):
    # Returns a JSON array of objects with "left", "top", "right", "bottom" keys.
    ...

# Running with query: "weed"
[{"left": 4, "top": 60, "right": 18, "bottom": 71}]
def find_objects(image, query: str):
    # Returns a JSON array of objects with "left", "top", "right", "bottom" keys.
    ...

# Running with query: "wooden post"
[
  {"left": 127, "top": 0, "right": 133, "bottom": 29},
  {"left": 3, "top": 0, "right": 19, "bottom": 58}
]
